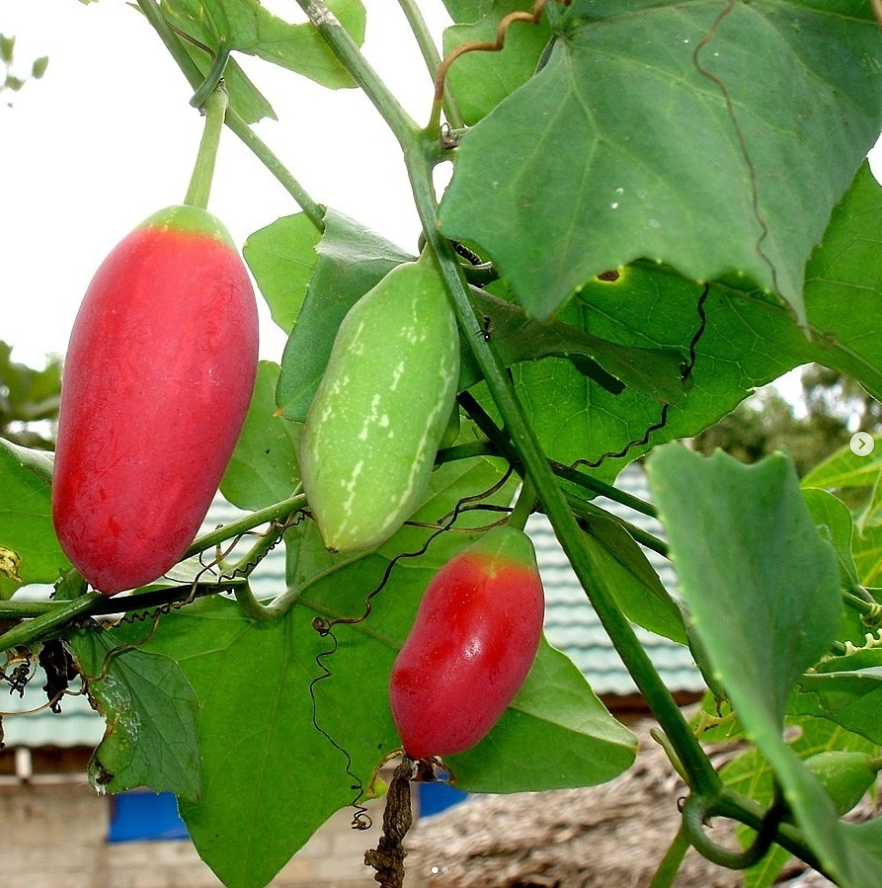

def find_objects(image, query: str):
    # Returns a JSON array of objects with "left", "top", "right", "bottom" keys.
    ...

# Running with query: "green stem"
[
  {"left": 403, "top": 135, "right": 720, "bottom": 799},
  {"left": 183, "top": 83, "right": 227, "bottom": 209},
  {"left": 184, "top": 492, "right": 307, "bottom": 560},
  {"left": 0, "top": 600, "right": 59, "bottom": 618},
  {"left": 136, "top": 0, "right": 325, "bottom": 229},
  {"left": 554, "top": 462, "right": 659, "bottom": 520},
  {"left": 233, "top": 581, "right": 296, "bottom": 622},
  {"left": 508, "top": 478, "right": 537, "bottom": 532},
  {"left": 649, "top": 823, "right": 690, "bottom": 888},
  {"left": 396, "top": 0, "right": 464, "bottom": 130},
  {"left": 0, "top": 590, "right": 103, "bottom": 653},
  {"left": 435, "top": 439, "right": 497, "bottom": 463},
  {"left": 682, "top": 792, "right": 781, "bottom": 870},
  {"left": 843, "top": 587, "right": 882, "bottom": 626}
]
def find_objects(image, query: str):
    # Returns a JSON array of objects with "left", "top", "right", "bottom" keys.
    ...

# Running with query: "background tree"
[{"left": 0, "top": 342, "right": 61, "bottom": 450}]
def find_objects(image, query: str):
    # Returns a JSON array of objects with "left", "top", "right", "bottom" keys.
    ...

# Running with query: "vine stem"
[
  {"left": 183, "top": 83, "right": 227, "bottom": 209},
  {"left": 0, "top": 586, "right": 103, "bottom": 652},
  {"left": 183, "top": 492, "right": 307, "bottom": 560}
]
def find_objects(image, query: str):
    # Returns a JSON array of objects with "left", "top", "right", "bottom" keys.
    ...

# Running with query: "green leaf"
[
  {"left": 275, "top": 210, "right": 413, "bottom": 422},
  {"left": 791, "top": 669, "right": 882, "bottom": 746},
  {"left": 161, "top": 0, "right": 366, "bottom": 90},
  {"left": 243, "top": 213, "right": 322, "bottom": 333},
  {"left": 439, "top": 1, "right": 882, "bottom": 319},
  {"left": 804, "top": 164, "right": 882, "bottom": 403},
  {"left": 69, "top": 630, "right": 202, "bottom": 801},
  {"left": 803, "top": 435, "right": 882, "bottom": 492},
  {"left": 30, "top": 55, "right": 48, "bottom": 79},
  {"left": 442, "top": 0, "right": 552, "bottom": 124},
  {"left": 0, "top": 34, "right": 14, "bottom": 64},
  {"left": 511, "top": 267, "right": 803, "bottom": 475},
  {"left": 468, "top": 284, "right": 687, "bottom": 403},
  {"left": 0, "top": 439, "right": 69, "bottom": 597},
  {"left": 576, "top": 506, "right": 688, "bottom": 645},
  {"left": 646, "top": 446, "right": 881, "bottom": 885},
  {"left": 802, "top": 488, "right": 860, "bottom": 588},
  {"left": 648, "top": 446, "right": 840, "bottom": 727},
  {"left": 509, "top": 166, "right": 882, "bottom": 472},
  {"left": 221, "top": 361, "right": 300, "bottom": 511}
]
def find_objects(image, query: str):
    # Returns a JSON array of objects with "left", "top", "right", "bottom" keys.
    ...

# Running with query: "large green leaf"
[
  {"left": 161, "top": 0, "right": 366, "bottom": 90},
  {"left": 121, "top": 456, "right": 633, "bottom": 886},
  {"left": 646, "top": 446, "right": 881, "bottom": 885},
  {"left": 648, "top": 446, "right": 840, "bottom": 728},
  {"left": 0, "top": 439, "right": 69, "bottom": 597},
  {"left": 221, "top": 361, "right": 300, "bottom": 511},
  {"left": 244, "top": 213, "right": 322, "bottom": 332},
  {"left": 275, "top": 210, "right": 414, "bottom": 422},
  {"left": 439, "top": 1, "right": 882, "bottom": 319},
  {"left": 70, "top": 629, "right": 202, "bottom": 801}
]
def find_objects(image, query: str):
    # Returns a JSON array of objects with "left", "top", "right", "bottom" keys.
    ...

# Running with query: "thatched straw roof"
[{"left": 404, "top": 721, "right": 836, "bottom": 887}]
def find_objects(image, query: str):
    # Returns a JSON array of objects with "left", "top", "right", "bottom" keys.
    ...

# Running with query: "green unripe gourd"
[
  {"left": 300, "top": 259, "right": 460, "bottom": 552},
  {"left": 802, "top": 750, "right": 881, "bottom": 817}
]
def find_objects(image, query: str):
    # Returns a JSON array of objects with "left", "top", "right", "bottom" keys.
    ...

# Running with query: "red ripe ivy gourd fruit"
[
  {"left": 52, "top": 205, "right": 258, "bottom": 595},
  {"left": 389, "top": 524, "right": 545, "bottom": 760}
]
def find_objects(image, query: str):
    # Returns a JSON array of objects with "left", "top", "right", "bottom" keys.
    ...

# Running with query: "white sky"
[{"left": 2, "top": 0, "right": 452, "bottom": 367}]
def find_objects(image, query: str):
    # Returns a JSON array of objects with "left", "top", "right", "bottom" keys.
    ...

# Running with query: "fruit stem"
[
  {"left": 184, "top": 492, "right": 307, "bottom": 560},
  {"left": 184, "top": 82, "right": 227, "bottom": 210},
  {"left": 508, "top": 478, "right": 537, "bottom": 532}
]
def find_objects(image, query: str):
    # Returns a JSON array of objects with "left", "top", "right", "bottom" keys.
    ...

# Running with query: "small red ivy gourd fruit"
[
  {"left": 52, "top": 205, "right": 258, "bottom": 594},
  {"left": 389, "top": 524, "right": 545, "bottom": 760}
]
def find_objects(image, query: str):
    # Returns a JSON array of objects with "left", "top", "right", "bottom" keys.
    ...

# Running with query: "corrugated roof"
[{"left": 4, "top": 465, "right": 702, "bottom": 748}]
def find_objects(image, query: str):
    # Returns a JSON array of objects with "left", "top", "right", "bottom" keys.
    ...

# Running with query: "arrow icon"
[{"left": 851, "top": 433, "right": 874, "bottom": 456}]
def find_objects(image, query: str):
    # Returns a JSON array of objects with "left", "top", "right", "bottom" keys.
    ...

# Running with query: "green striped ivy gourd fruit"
[
  {"left": 300, "top": 259, "right": 459, "bottom": 552},
  {"left": 52, "top": 205, "right": 259, "bottom": 594},
  {"left": 389, "top": 524, "right": 545, "bottom": 759}
]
